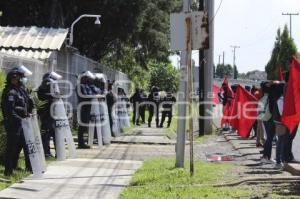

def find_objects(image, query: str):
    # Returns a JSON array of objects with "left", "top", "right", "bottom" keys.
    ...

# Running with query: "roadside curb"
[{"left": 223, "top": 131, "right": 300, "bottom": 176}]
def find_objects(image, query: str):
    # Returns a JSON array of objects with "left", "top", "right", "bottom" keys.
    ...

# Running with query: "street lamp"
[{"left": 69, "top": 14, "right": 101, "bottom": 46}]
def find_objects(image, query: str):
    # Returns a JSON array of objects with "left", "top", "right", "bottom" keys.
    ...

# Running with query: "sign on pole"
[{"left": 170, "top": 11, "right": 209, "bottom": 51}]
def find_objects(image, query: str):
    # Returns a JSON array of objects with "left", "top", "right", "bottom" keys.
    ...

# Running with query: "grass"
[
  {"left": 0, "top": 156, "right": 55, "bottom": 190},
  {"left": 120, "top": 158, "right": 253, "bottom": 199}
]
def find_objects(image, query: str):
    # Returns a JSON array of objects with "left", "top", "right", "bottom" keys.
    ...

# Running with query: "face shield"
[
  {"left": 17, "top": 65, "right": 33, "bottom": 77},
  {"left": 49, "top": 71, "right": 63, "bottom": 80},
  {"left": 94, "top": 73, "right": 107, "bottom": 83},
  {"left": 81, "top": 71, "right": 96, "bottom": 80}
]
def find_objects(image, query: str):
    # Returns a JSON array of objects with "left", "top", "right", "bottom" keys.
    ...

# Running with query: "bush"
[{"left": 0, "top": 71, "right": 6, "bottom": 163}]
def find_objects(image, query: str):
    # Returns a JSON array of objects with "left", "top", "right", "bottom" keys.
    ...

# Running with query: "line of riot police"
[
  {"left": 1, "top": 66, "right": 130, "bottom": 176},
  {"left": 130, "top": 86, "right": 176, "bottom": 128}
]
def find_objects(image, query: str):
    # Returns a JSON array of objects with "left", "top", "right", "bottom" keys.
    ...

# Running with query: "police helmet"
[
  {"left": 80, "top": 71, "right": 96, "bottom": 80},
  {"left": 43, "top": 71, "right": 62, "bottom": 81},
  {"left": 6, "top": 65, "right": 32, "bottom": 82},
  {"left": 94, "top": 73, "right": 107, "bottom": 82}
]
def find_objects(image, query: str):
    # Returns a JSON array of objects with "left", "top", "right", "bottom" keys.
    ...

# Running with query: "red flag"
[
  {"left": 282, "top": 57, "right": 300, "bottom": 133},
  {"left": 278, "top": 65, "right": 284, "bottom": 81},
  {"left": 229, "top": 85, "right": 258, "bottom": 138},
  {"left": 213, "top": 85, "right": 220, "bottom": 105}
]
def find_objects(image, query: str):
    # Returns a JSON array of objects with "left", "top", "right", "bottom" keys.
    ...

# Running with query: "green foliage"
[
  {"left": 265, "top": 25, "right": 298, "bottom": 80},
  {"left": 0, "top": 71, "right": 6, "bottom": 161},
  {"left": 1, "top": 0, "right": 180, "bottom": 70},
  {"left": 148, "top": 62, "right": 179, "bottom": 93},
  {"left": 121, "top": 158, "right": 252, "bottom": 199},
  {"left": 215, "top": 64, "right": 233, "bottom": 78}
]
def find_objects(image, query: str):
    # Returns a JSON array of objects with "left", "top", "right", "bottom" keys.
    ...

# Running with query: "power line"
[
  {"left": 210, "top": 0, "right": 223, "bottom": 23},
  {"left": 282, "top": 12, "right": 299, "bottom": 38}
]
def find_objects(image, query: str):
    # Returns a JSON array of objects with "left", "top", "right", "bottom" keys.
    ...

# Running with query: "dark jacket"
[{"left": 1, "top": 85, "right": 34, "bottom": 131}]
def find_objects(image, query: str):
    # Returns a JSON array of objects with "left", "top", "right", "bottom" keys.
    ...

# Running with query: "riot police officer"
[
  {"left": 37, "top": 72, "right": 62, "bottom": 157},
  {"left": 129, "top": 88, "right": 141, "bottom": 125},
  {"left": 159, "top": 92, "right": 176, "bottom": 128},
  {"left": 76, "top": 71, "right": 95, "bottom": 149},
  {"left": 147, "top": 86, "right": 160, "bottom": 128},
  {"left": 106, "top": 80, "right": 116, "bottom": 136},
  {"left": 1, "top": 66, "right": 34, "bottom": 176}
]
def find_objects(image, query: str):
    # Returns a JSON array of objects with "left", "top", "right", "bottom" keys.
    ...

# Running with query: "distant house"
[{"left": 247, "top": 70, "right": 267, "bottom": 81}]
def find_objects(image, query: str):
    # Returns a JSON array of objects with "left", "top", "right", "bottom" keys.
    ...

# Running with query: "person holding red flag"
[
  {"left": 219, "top": 77, "right": 234, "bottom": 131},
  {"left": 229, "top": 85, "right": 258, "bottom": 138}
]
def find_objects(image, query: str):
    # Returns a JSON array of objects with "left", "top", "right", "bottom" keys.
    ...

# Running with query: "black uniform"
[
  {"left": 130, "top": 89, "right": 141, "bottom": 125},
  {"left": 106, "top": 88, "right": 116, "bottom": 136},
  {"left": 159, "top": 94, "right": 176, "bottom": 128},
  {"left": 139, "top": 91, "right": 147, "bottom": 124},
  {"left": 76, "top": 83, "right": 93, "bottom": 148},
  {"left": 147, "top": 89, "right": 160, "bottom": 128},
  {"left": 37, "top": 77, "right": 56, "bottom": 156},
  {"left": 1, "top": 84, "right": 34, "bottom": 176}
]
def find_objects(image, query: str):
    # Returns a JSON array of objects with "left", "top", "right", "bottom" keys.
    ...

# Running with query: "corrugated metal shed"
[
  {"left": 0, "top": 49, "right": 52, "bottom": 60},
  {"left": 0, "top": 26, "right": 68, "bottom": 50}
]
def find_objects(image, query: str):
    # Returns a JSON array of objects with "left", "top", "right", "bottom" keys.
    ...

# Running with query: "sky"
[{"left": 171, "top": 0, "right": 300, "bottom": 73}]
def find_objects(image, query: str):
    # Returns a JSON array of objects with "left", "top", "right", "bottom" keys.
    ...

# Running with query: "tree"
[
  {"left": 215, "top": 64, "right": 233, "bottom": 78},
  {"left": 0, "top": 0, "right": 180, "bottom": 69},
  {"left": 148, "top": 62, "right": 180, "bottom": 92},
  {"left": 265, "top": 25, "right": 298, "bottom": 80}
]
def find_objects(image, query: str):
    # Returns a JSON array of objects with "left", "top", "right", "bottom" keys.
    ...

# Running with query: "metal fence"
[
  {"left": 0, "top": 50, "right": 130, "bottom": 109},
  {"left": 0, "top": 52, "right": 51, "bottom": 89},
  {"left": 55, "top": 50, "right": 130, "bottom": 108}
]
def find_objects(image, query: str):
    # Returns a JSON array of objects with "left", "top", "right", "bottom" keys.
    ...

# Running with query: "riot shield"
[
  {"left": 88, "top": 99, "right": 103, "bottom": 147},
  {"left": 53, "top": 99, "right": 77, "bottom": 161},
  {"left": 120, "top": 100, "right": 130, "bottom": 128},
  {"left": 22, "top": 117, "right": 45, "bottom": 177},
  {"left": 31, "top": 114, "right": 47, "bottom": 171},
  {"left": 99, "top": 100, "right": 112, "bottom": 145},
  {"left": 112, "top": 103, "right": 121, "bottom": 137}
]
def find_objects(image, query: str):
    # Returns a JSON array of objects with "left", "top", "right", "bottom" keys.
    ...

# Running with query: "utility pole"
[
  {"left": 223, "top": 51, "right": 225, "bottom": 66},
  {"left": 282, "top": 12, "right": 299, "bottom": 38},
  {"left": 231, "top": 45, "right": 240, "bottom": 79},
  {"left": 199, "top": 0, "right": 214, "bottom": 135},
  {"left": 198, "top": 0, "right": 205, "bottom": 136},
  {"left": 175, "top": 0, "right": 190, "bottom": 169},
  {"left": 218, "top": 54, "right": 221, "bottom": 65}
]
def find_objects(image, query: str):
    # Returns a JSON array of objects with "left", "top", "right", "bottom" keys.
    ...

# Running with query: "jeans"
[
  {"left": 276, "top": 132, "right": 290, "bottom": 164},
  {"left": 263, "top": 119, "right": 275, "bottom": 159}
]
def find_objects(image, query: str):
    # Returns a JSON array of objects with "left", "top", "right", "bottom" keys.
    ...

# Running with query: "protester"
[
  {"left": 1, "top": 66, "right": 34, "bottom": 176},
  {"left": 250, "top": 85, "right": 261, "bottom": 139},
  {"left": 219, "top": 79, "right": 234, "bottom": 131},
  {"left": 260, "top": 81, "right": 276, "bottom": 164}
]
